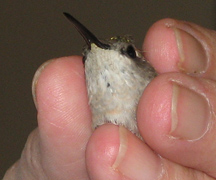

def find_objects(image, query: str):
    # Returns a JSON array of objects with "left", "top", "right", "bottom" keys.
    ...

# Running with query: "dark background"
[{"left": 1, "top": 1, "right": 216, "bottom": 178}]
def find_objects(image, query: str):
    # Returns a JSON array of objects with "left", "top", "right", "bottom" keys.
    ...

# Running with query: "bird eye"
[{"left": 126, "top": 45, "right": 136, "bottom": 58}]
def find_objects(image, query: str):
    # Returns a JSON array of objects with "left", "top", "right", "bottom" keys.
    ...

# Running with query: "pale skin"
[{"left": 4, "top": 18, "right": 216, "bottom": 179}]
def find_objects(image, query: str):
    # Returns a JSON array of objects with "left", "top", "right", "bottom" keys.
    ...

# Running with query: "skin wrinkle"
[
  {"left": 53, "top": 154, "right": 83, "bottom": 170},
  {"left": 39, "top": 90, "right": 82, "bottom": 128},
  {"left": 20, "top": 130, "right": 48, "bottom": 179},
  {"left": 70, "top": 68, "right": 85, "bottom": 80},
  {"left": 47, "top": 122, "right": 65, "bottom": 129},
  {"left": 43, "top": 112, "right": 86, "bottom": 140},
  {"left": 157, "top": 156, "right": 166, "bottom": 180},
  {"left": 38, "top": 70, "right": 87, "bottom": 130}
]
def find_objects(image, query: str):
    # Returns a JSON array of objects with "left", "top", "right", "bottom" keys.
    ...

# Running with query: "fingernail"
[
  {"left": 112, "top": 126, "right": 162, "bottom": 179},
  {"left": 173, "top": 27, "right": 208, "bottom": 74},
  {"left": 171, "top": 83, "right": 210, "bottom": 140},
  {"left": 32, "top": 60, "right": 53, "bottom": 108},
  {"left": 112, "top": 126, "right": 128, "bottom": 170}
]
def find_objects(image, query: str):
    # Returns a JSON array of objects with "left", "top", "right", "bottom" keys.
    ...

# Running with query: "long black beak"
[{"left": 63, "top": 12, "right": 110, "bottom": 50}]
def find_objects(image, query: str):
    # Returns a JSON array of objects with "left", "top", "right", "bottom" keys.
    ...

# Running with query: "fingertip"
[
  {"left": 86, "top": 124, "right": 162, "bottom": 180},
  {"left": 86, "top": 124, "right": 120, "bottom": 179},
  {"left": 138, "top": 72, "right": 212, "bottom": 145},
  {"left": 36, "top": 56, "right": 92, "bottom": 135},
  {"left": 144, "top": 18, "right": 216, "bottom": 80},
  {"left": 33, "top": 56, "right": 84, "bottom": 109},
  {"left": 143, "top": 18, "right": 180, "bottom": 73}
]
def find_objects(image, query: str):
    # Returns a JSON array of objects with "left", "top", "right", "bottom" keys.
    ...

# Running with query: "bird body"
[{"left": 64, "top": 13, "right": 157, "bottom": 136}]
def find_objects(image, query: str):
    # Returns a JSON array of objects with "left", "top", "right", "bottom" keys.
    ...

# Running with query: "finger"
[
  {"left": 144, "top": 18, "right": 216, "bottom": 80},
  {"left": 33, "top": 57, "right": 92, "bottom": 179},
  {"left": 138, "top": 73, "right": 216, "bottom": 178},
  {"left": 86, "top": 124, "right": 213, "bottom": 180}
]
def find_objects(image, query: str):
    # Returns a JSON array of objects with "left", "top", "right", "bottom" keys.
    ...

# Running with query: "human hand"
[{"left": 4, "top": 19, "right": 216, "bottom": 179}]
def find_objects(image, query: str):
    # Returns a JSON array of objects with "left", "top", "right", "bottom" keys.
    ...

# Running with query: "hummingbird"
[{"left": 63, "top": 12, "right": 157, "bottom": 137}]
